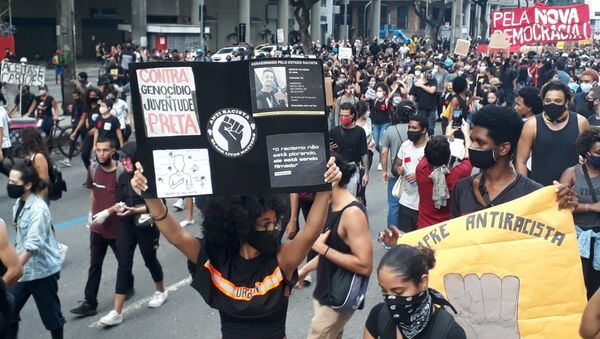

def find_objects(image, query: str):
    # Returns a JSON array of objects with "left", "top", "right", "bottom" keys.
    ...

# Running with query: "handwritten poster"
[{"left": 136, "top": 67, "right": 201, "bottom": 138}]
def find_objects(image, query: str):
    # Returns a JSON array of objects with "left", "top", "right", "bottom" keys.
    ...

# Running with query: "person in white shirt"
[
  {"left": 108, "top": 88, "right": 131, "bottom": 141},
  {"left": 0, "top": 106, "right": 12, "bottom": 177},
  {"left": 393, "top": 114, "right": 429, "bottom": 233}
]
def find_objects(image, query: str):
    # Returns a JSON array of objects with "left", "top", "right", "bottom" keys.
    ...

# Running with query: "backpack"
[
  {"left": 31, "top": 153, "right": 66, "bottom": 201},
  {"left": 89, "top": 161, "right": 125, "bottom": 185},
  {"left": 47, "top": 162, "right": 67, "bottom": 201},
  {"left": 377, "top": 304, "right": 455, "bottom": 338}
]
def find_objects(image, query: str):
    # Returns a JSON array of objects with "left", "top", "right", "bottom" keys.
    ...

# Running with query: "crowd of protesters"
[{"left": 2, "top": 31, "right": 600, "bottom": 338}]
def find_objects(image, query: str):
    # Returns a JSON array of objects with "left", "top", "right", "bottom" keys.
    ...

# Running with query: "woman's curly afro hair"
[{"left": 197, "top": 195, "right": 290, "bottom": 252}]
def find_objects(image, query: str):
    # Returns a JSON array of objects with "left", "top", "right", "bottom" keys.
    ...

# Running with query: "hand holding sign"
[
  {"left": 218, "top": 116, "right": 244, "bottom": 153},
  {"left": 444, "top": 273, "right": 520, "bottom": 339}
]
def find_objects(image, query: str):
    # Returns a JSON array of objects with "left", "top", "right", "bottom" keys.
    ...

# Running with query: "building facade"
[{"left": 7, "top": 0, "right": 528, "bottom": 60}]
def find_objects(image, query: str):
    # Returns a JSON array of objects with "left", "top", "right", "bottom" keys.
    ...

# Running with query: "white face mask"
[
  {"left": 99, "top": 107, "right": 109, "bottom": 114},
  {"left": 376, "top": 91, "right": 384, "bottom": 99},
  {"left": 581, "top": 83, "right": 594, "bottom": 93},
  {"left": 415, "top": 71, "right": 421, "bottom": 77},
  {"left": 39, "top": 90, "right": 47, "bottom": 96}
]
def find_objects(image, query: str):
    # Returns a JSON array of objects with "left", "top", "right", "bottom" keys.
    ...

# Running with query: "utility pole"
[{"left": 57, "top": 0, "right": 76, "bottom": 113}]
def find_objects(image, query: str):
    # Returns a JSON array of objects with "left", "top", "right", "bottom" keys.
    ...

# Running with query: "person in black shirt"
[
  {"left": 329, "top": 102, "right": 370, "bottom": 196},
  {"left": 587, "top": 86, "right": 600, "bottom": 127},
  {"left": 25, "top": 85, "right": 59, "bottom": 150},
  {"left": 130, "top": 159, "right": 342, "bottom": 339},
  {"left": 60, "top": 90, "right": 85, "bottom": 167},
  {"left": 410, "top": 71, "right": 438, "bottom": 136},
  {"left": 80, "top": 88, "right": 101, "bottom": 170},
  {"left": 364, "top": 245, "right": 465, "bottom": 339},
  {"left": 379, "top": 106, "right": 576, "bottom": 244},
  {"left": 8, "top": 86, "right": 35, "bottom": 117},
  {"left": 97, "top": 142, "right": 168, "bottom": 326},
  {"left": 93, "top": 99, "right": 123, "bottom": 150}
]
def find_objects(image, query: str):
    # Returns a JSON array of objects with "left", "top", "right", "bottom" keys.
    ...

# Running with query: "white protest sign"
[
  {"left": 136, "top": 67, "right": 201, "bottom": 138},
  {"left": 338, "top": 47, "right": 353, "bottom": 60},
  {"left": 153, "top": 148, "right": 213, "bottom": 198},
  {"left": 0, "top": 62, "right": 45, "bottom": 87},
  {"left": 277, "top": 28, "right": 284, "bottom": 44}
]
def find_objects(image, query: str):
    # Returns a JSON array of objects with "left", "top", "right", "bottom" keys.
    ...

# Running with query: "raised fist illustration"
[
  {"left": 218, "top": 116, "right": 244, "bottom": 153},
  {"left": 443, "top": 273, "right": 520, "bottom": 339}
]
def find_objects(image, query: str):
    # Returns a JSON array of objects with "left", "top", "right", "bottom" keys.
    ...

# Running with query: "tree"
[
  {"left": 412, "top": 0, "right": 447, "bottom": 47},
  {"left": 290, "top": 0, "right": 319, "bottom": 54}
]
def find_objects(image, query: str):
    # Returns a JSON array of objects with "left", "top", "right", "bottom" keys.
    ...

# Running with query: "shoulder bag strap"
[
  {"left": 478, "top": 173, "right": 493, "bottom": 207},
  {"left": 583, "top": 165, "right": 599, "bottom": 203}
]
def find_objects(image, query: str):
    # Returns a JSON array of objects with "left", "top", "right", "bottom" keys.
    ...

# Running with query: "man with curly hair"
[{"left": 516, "top": 80, "right": 590, "bottom": 186}]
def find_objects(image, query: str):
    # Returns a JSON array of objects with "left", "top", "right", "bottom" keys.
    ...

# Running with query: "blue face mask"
[{"left": 588, "top": 154, "right": 600, "bottom": 169}]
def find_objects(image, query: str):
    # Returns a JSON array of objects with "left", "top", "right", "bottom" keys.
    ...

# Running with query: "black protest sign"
[{"left": 130, "top": 59, "right": 330, "bottom": 198}]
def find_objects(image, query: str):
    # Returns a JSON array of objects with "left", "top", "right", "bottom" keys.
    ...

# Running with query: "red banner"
[{"left": 490, "top": 3, "right": 591, "bottom": 46}]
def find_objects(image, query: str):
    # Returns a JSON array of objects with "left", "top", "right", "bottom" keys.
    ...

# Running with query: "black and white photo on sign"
[
  {"left": 254, "top": 67, "right": 288, "bottom": 110},
  {"left": 152, "top": 149, "right": 213, "bottom": 198},
  {"left": 206, "top": 108, "right": 257, "bottom": 158}
]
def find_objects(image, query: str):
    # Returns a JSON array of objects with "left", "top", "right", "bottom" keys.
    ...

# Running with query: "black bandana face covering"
[
  {"left": 384, "top": 290, "right": 432, "bottom": 339},
  {"left": 383, "top": 288, "right": 456, "bottom": 339}
]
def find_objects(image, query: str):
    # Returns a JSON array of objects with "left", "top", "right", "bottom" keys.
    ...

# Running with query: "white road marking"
[{"left": 89, "top": 276, "right": 192, "bottom": 328}]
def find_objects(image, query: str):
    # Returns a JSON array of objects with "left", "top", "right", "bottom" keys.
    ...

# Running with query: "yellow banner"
[{"left": 398, "top": 186, "right": 586, "bottom": 339}]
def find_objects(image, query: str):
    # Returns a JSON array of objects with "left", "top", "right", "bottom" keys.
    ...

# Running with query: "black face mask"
[
  {"left": 88, "top": 98, "right": 98, "bottom": 106},
  {"left": 247, "top": 230, "right": 280, "bottom": 255},
  {"left": 7, "top": 184, "right": 25, "bottom": 199},
  {"left": 96, "top": 156, "right": 112, "bottom": 167},
  {"left": 469, "top": 148, "right": 497, "bottom": 170},
  {"left": 407, "top": 130, "right": 424, "bottom": 143},
  {"left": 587, "top": 100, "right": 596, "bottom": 111},
  {"left": 543, "top": 103, "right": 566, "bottom": 121}
]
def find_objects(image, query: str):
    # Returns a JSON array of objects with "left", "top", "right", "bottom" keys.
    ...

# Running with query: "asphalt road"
[{"left": 1, "top": 63, "right": 441, "bottom": 339}]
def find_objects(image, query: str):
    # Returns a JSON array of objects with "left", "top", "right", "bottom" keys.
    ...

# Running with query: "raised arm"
[
  {"left": 277, "top": 158, "right": 341, "bottom": 276},
  {"left": 131, "top": 162, "right": 201, "bottom": 264}
]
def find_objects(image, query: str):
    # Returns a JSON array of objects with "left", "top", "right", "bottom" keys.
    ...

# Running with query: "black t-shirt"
[
  {"left": 14, "top": 92, "right": 36, "bottom": 116},
  {"left": 329, "top": 126, "right": 368, "bottom": 164},
  {"left": 372, "top": 98, "right": 391, "bottom": 125},
  {"left": 188, "top": 238, "right": 295, "bottom": 339},
  {"left": 34, "top": 95, "right": 54, "bottom": 120},
  {"left": 96, "top": 114, "right": 121, "bottom": 144},
  {"left": 589, "top": 114, "right": 600, "bottom": 127},
  {"left": 501, "top": 69, "right": 516, "bottom": 89},
  {"left": 86, "top": 105, "right": 100, "bottom": 131},
  {"left": 450, "top": 173, "right": 542, "bottom": 218},
  {"left": 365, "top": 303, "right": 466, "bottom": 339},
  {"left": 71, "top": 100, "right": 85, "bottom": 127},
  {"left": 409, "top": 79, "right": 438, "bottom": 111}
]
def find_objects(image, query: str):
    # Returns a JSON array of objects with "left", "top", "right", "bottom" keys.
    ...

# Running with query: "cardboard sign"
[
  {"left": 454, "top": 39, "right": 471, "bottom": 57},
  {"left": 130, "top": 59, "right": 330, "bottom": 198},
  {"left": 324, "top": 76, "right": 334, "bottom": 107},
  {"left": 0, "top": 62, "right": 45, "bottom": 86},
  {"left": 490, "top": 3, "right": 592, "bottom": 46},
  {"left": 520, "top": 45, "right": 543, "bottom": 54},
  {"left": 338, "top": 47, "right": 352, "bottom": 60},
  {"left": 556, "top": 41, "right": 565, "bottom": 49},
  {"left": 398, "top": 187, "right": 586, "bottom": 339},
  {"left": 488, "top": 31, "right": 511, "bottom": 49}
]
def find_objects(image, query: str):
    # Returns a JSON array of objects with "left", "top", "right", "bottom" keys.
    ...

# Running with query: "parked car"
[
  {"left": 255, "top": 45, "right": 278, "bottom": 55},
  {"left": 211, "top": 47, "right": 240, "bottom": 62}
]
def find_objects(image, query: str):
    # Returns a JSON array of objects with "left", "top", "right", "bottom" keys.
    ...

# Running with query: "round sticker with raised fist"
[{"left": 206, "top": 108, "right": 257, "bottom": 158}]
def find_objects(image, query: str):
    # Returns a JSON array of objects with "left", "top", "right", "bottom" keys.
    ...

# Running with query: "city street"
[{"left": 1, "top": 65, "right": 426, "bottom": 338}]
